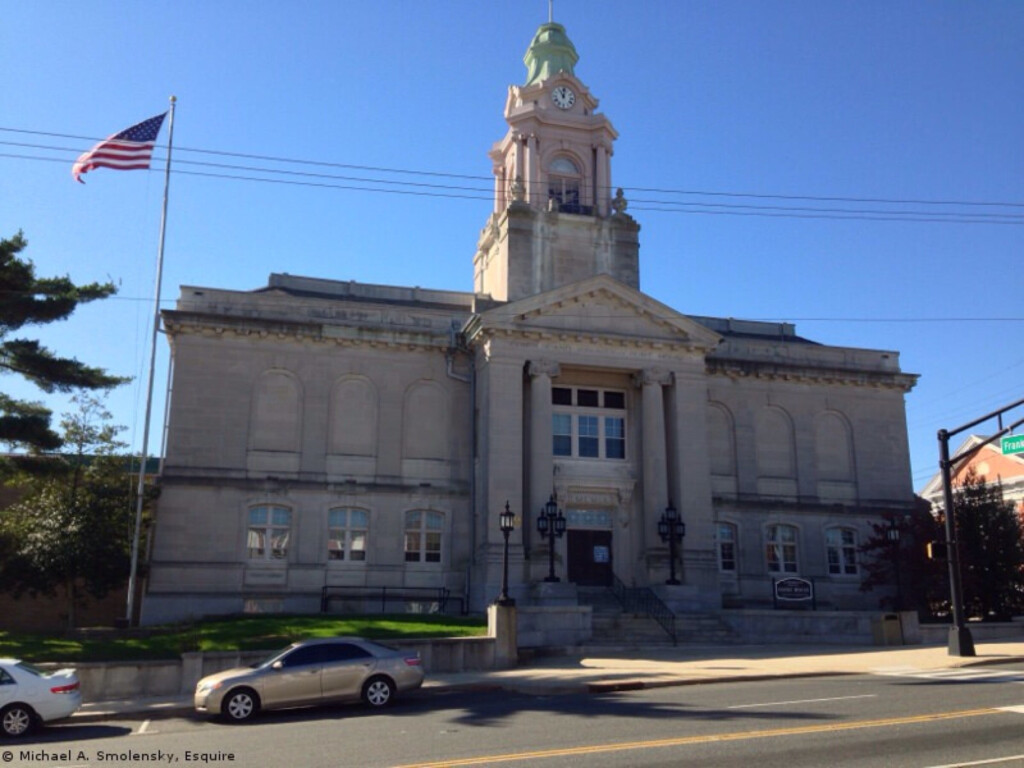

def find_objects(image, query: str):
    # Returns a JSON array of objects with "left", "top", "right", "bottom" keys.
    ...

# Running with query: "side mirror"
[{"left": 271, "top": 660, "right": 284, "bottom": 670}]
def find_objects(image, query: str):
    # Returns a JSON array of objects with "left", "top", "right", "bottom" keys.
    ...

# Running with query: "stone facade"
[{"left": 141, "top": 21, "right": 918, "bottom": 625}]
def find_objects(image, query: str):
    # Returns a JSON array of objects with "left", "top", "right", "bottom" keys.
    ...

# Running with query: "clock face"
[{"left": 551, "top": 85, "right": 576, "bottom": 110}]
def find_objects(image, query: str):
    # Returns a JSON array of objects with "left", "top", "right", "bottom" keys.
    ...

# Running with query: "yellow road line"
[{"left": 393, "top": 707, "right": 1002, "bottom": 768}]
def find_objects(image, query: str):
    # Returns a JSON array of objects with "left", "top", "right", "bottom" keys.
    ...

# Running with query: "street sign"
[{"left": 1001, "top": 434, "right": 1024, "bottom": 456}]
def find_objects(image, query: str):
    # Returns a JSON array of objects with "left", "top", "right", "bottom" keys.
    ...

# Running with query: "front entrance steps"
[{"left": 577, "top": 586, "right": 742, "bottom": 647}]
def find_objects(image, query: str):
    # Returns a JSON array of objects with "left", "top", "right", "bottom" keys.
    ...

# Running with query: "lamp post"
[
  {"left": 496, "top": 501, "right": 515, "bottom": 606},
  {"left": 887, "top": 516, "right": 902, "bottom": 611},
  {"left": 657, "top": 501, "right": 686, "bottom": 585},
  {"left": 536, "top": 493, "right": 566, "bottom": 582}
]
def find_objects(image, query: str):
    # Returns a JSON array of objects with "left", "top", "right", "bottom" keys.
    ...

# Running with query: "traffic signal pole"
[{"left": 937, "top": 396, "right": 1024, "bottom": 657}]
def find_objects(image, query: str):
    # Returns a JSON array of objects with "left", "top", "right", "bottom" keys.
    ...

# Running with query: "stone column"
[
  {"left": 635, "top": 368, "right": 671, "bottom": 580},
  {"left": 665, "top": 367, "right": 719, "bottom": 610},
  {"left": 528, "top": 360, "right": 560, "bottom": 552},
  {"left": 526, "top": 134, "right": 540, "bottom": 207},
  {"left": 595, "top": 144, "right": 609, "bottom": 217}
]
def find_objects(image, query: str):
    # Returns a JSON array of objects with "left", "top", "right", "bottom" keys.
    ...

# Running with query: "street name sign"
[{"left": 1001, "top": 435, "right": 1024, "bottom": 456}]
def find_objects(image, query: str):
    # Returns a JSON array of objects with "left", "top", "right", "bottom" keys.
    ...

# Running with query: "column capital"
[
  {"left": 633, "top": 367, "right": 671, "bottom": 388},
  {"left": 527, "top": 359, "right": 561, "bottom": 379}
]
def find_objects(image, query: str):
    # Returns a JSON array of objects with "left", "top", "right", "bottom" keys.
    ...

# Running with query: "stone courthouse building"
[{"left": 142, "top": 20, "right": 918, "bottom": 624}]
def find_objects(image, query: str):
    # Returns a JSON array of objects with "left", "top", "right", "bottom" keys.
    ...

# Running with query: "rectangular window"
[
  {"left": 552, "top": 387, "right": 572, "bottom": 406},
  {"left": 552, "top": 413, "right": 572, "bottom": 456},
  {"left": 578, "top": 415, "right": 599, "bottom": 457},
  {"left": 826, "top": 528, "right": 858, "bottom": 575},
  {"left": 550, "top": 387, "right": 627, "bottom": 461},
  {"left": 605, "top": 417, "right": 625, "bottom": 459},
  {"left": 248, "top": 506, "right": 291, "bottom": 561},
  {"left": 718, "top": 523, "right": 737, "bottom": 572},
  {"left": 766, "top": 525, "right": 798, "bottom": 573},
  {"left": 405, "top": 510, "right": 444, "bottom": 564},
  {"left": 604, "top": 391, "right": 625, "bottom": 409},
  {"left": 328, "top": 508, "right": 368, "bottom": 562}
]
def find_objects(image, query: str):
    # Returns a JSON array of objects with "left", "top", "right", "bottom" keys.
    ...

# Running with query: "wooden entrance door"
[{"left": 567, "top": 530, "right": 613, "bottom": 586}]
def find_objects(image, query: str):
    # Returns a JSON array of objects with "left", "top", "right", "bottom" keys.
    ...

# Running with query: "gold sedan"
[{"left": 194, "top": 637, "right": 424, "bottom": 722}]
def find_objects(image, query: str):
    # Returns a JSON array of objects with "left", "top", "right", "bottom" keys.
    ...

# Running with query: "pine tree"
[
  {"left": 0, "top": 231, "right": 128, "bottom": 471},
  {"left": 954, "top": 467, "right": 1024, "bottom": 621}
]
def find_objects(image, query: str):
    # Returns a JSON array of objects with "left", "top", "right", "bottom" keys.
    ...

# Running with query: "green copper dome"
[{"left": 523, "top": 22, "right": 579, "bottom": 86}]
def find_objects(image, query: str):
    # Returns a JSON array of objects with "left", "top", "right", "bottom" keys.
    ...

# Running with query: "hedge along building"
[{"left": 141, "top": 19, "right": 918, "bottom": 624}]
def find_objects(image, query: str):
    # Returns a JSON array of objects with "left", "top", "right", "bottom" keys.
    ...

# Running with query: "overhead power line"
[{"left": 3, "top": 126, "right": 1024, "bottom": 225}]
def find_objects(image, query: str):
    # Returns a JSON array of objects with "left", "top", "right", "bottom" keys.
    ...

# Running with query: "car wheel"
[
  {"left": 221, "top": 688, "right": 260, "bottom": 722},
  {"left": 1, "top": 704, "right": 35, "bottom": 738},
  {"left": 362, "top": 676, "right": 395, "bottom": 708}
]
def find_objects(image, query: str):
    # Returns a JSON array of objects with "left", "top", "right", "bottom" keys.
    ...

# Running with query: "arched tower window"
[{"left": 547, "top": 156, "right": 582, "bottom": 213}]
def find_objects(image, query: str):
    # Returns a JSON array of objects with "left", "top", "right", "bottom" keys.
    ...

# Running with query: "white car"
[{"left": 0, "top": 659, "right": 82, "bottom": 737}]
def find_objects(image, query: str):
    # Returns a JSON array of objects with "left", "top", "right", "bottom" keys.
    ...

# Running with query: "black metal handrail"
[{"left": 610, "top": 573, "right": 677, "bottom": 645}]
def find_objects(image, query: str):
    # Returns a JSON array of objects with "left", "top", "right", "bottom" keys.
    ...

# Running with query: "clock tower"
[{"left": 474, "top": 20, "right": 640, "bottom": 302}]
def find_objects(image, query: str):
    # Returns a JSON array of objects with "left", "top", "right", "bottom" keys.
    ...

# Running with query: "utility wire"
[{"left": 3, "top": 126, "right": 1024, "bottom": 217}]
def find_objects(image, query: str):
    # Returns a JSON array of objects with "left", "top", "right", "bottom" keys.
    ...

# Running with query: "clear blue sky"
[{"left": 2, "top": 1, "right": 1022, "bottom": 492}]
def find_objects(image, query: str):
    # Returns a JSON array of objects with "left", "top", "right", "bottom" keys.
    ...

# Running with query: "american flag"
[{"left": 72, "top": 112, "right": 167, "bottom": 183}]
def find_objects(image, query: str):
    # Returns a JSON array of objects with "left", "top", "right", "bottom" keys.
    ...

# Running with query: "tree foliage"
[
  {"left": 954, "top": 467, "right": 1024, "bottom": 621},
  {"left": 859, "top": 498, "right": 948, "bottom": 616},
  {"left": 0, "top": 231, "right": 128, "bottom": 471},
  {"left": 0, "top": 395, "right": 154, "bottom": 629}
]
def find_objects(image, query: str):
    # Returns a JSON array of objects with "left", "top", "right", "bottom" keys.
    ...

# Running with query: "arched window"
[
  {"left": 547, "top": 156, "right": 581, "bottom": 213},
  {"left": 404, "top": 510, "right": 443, "bottom": 563},
  {"left": 327, "top": 508, "right": 368, "bottom": 562},
  {"left": 717, "top": 522, "right": 738, "bottom": 573},
  {"left": 765, "top": 524, "right": 798, "bottom": 573},
  {"left": 825, "top": 527, "right": 859, "bottom": 576},
  {"left": 247, "top": 506, "right": 291, "bottom": 561}
]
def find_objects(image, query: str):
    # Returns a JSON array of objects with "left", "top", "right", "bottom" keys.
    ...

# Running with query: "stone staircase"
[{"left": 578, "top": 587, "right": 742, "bottom": 646}]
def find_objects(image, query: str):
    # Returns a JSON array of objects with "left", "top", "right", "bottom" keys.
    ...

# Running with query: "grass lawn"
[{"left": 0, "top": 614, "right": 488, "bottom": 664}]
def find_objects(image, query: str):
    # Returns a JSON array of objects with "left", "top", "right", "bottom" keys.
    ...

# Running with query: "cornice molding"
[
  {"left": 163, "top": 310, "right": 449, "bottom": 352},
  {"left": 707, "top": 358, "right": 918, "bottom": 391}
]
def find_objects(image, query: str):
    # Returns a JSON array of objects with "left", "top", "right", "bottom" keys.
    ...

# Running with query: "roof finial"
[{"left": 548, "top": 0, "right": 553, "bottom": 23}]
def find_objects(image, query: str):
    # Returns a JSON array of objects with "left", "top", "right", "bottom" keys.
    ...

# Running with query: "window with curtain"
[
  {"left": 765, "top": 524, "right": 798, "bottom": 573},
  {"left": 247, "top": 506, "right": 291, "bottom": 560},
  {"left": 327, "top": 508, "right": 368, "bottom": 562}
]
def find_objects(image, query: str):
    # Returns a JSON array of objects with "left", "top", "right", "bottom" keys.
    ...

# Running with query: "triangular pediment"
[{"left": 473, "top": 274, "right": 721, "bottom": 351}]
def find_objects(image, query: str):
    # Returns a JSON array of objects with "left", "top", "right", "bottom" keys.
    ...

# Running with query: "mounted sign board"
[
  {"left": 773, "top": 577, "right": 817, "bottom": 610},
  {"left": 775, "top": 577, "right": 813, "bottom": 601},
  {"left": 1001, "top": 435, "right": 1024, "bottom": 456}
]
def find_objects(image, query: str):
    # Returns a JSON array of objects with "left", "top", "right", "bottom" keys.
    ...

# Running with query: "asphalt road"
[{"left": 11, "top": 663, "right": 1024, "bottom": 768}]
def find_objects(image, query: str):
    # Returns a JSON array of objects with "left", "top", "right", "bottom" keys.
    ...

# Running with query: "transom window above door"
[{"left": 552, "top": 387, "right": 626, "bottom": 460}]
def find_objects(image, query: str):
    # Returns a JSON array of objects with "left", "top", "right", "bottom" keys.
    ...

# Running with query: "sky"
[{"left": 2, "top": 0, "right": 1022, "bottom": 493}]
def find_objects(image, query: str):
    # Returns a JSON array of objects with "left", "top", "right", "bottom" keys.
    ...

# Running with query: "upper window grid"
[{"left": 551, "top": 387, "right": 626, "bottom": 460}]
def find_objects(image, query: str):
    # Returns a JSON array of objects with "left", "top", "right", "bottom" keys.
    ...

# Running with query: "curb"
[{"left": 69, "top": 653, "right": 1024, "bottom": 725}]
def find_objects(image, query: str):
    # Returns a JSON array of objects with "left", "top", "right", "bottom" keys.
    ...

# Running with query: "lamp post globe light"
[
  {"left": 496, "top": 501, "right": 516, "bottom": 606},
  {"left": 657, "top": 501, "right": 685, "bottom": 585},
  {"left": 536, "top": 492, "right": 567, "bottom": 582}
]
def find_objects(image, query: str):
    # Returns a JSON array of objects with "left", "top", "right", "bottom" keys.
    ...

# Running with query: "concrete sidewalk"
[{"left": 71, "top": 640, "right": 1024, "bottom": 723}]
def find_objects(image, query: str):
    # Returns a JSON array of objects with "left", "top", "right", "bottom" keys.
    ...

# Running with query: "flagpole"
[{"left": 126, "top": 95, "right": 176, "bottom": 625}]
